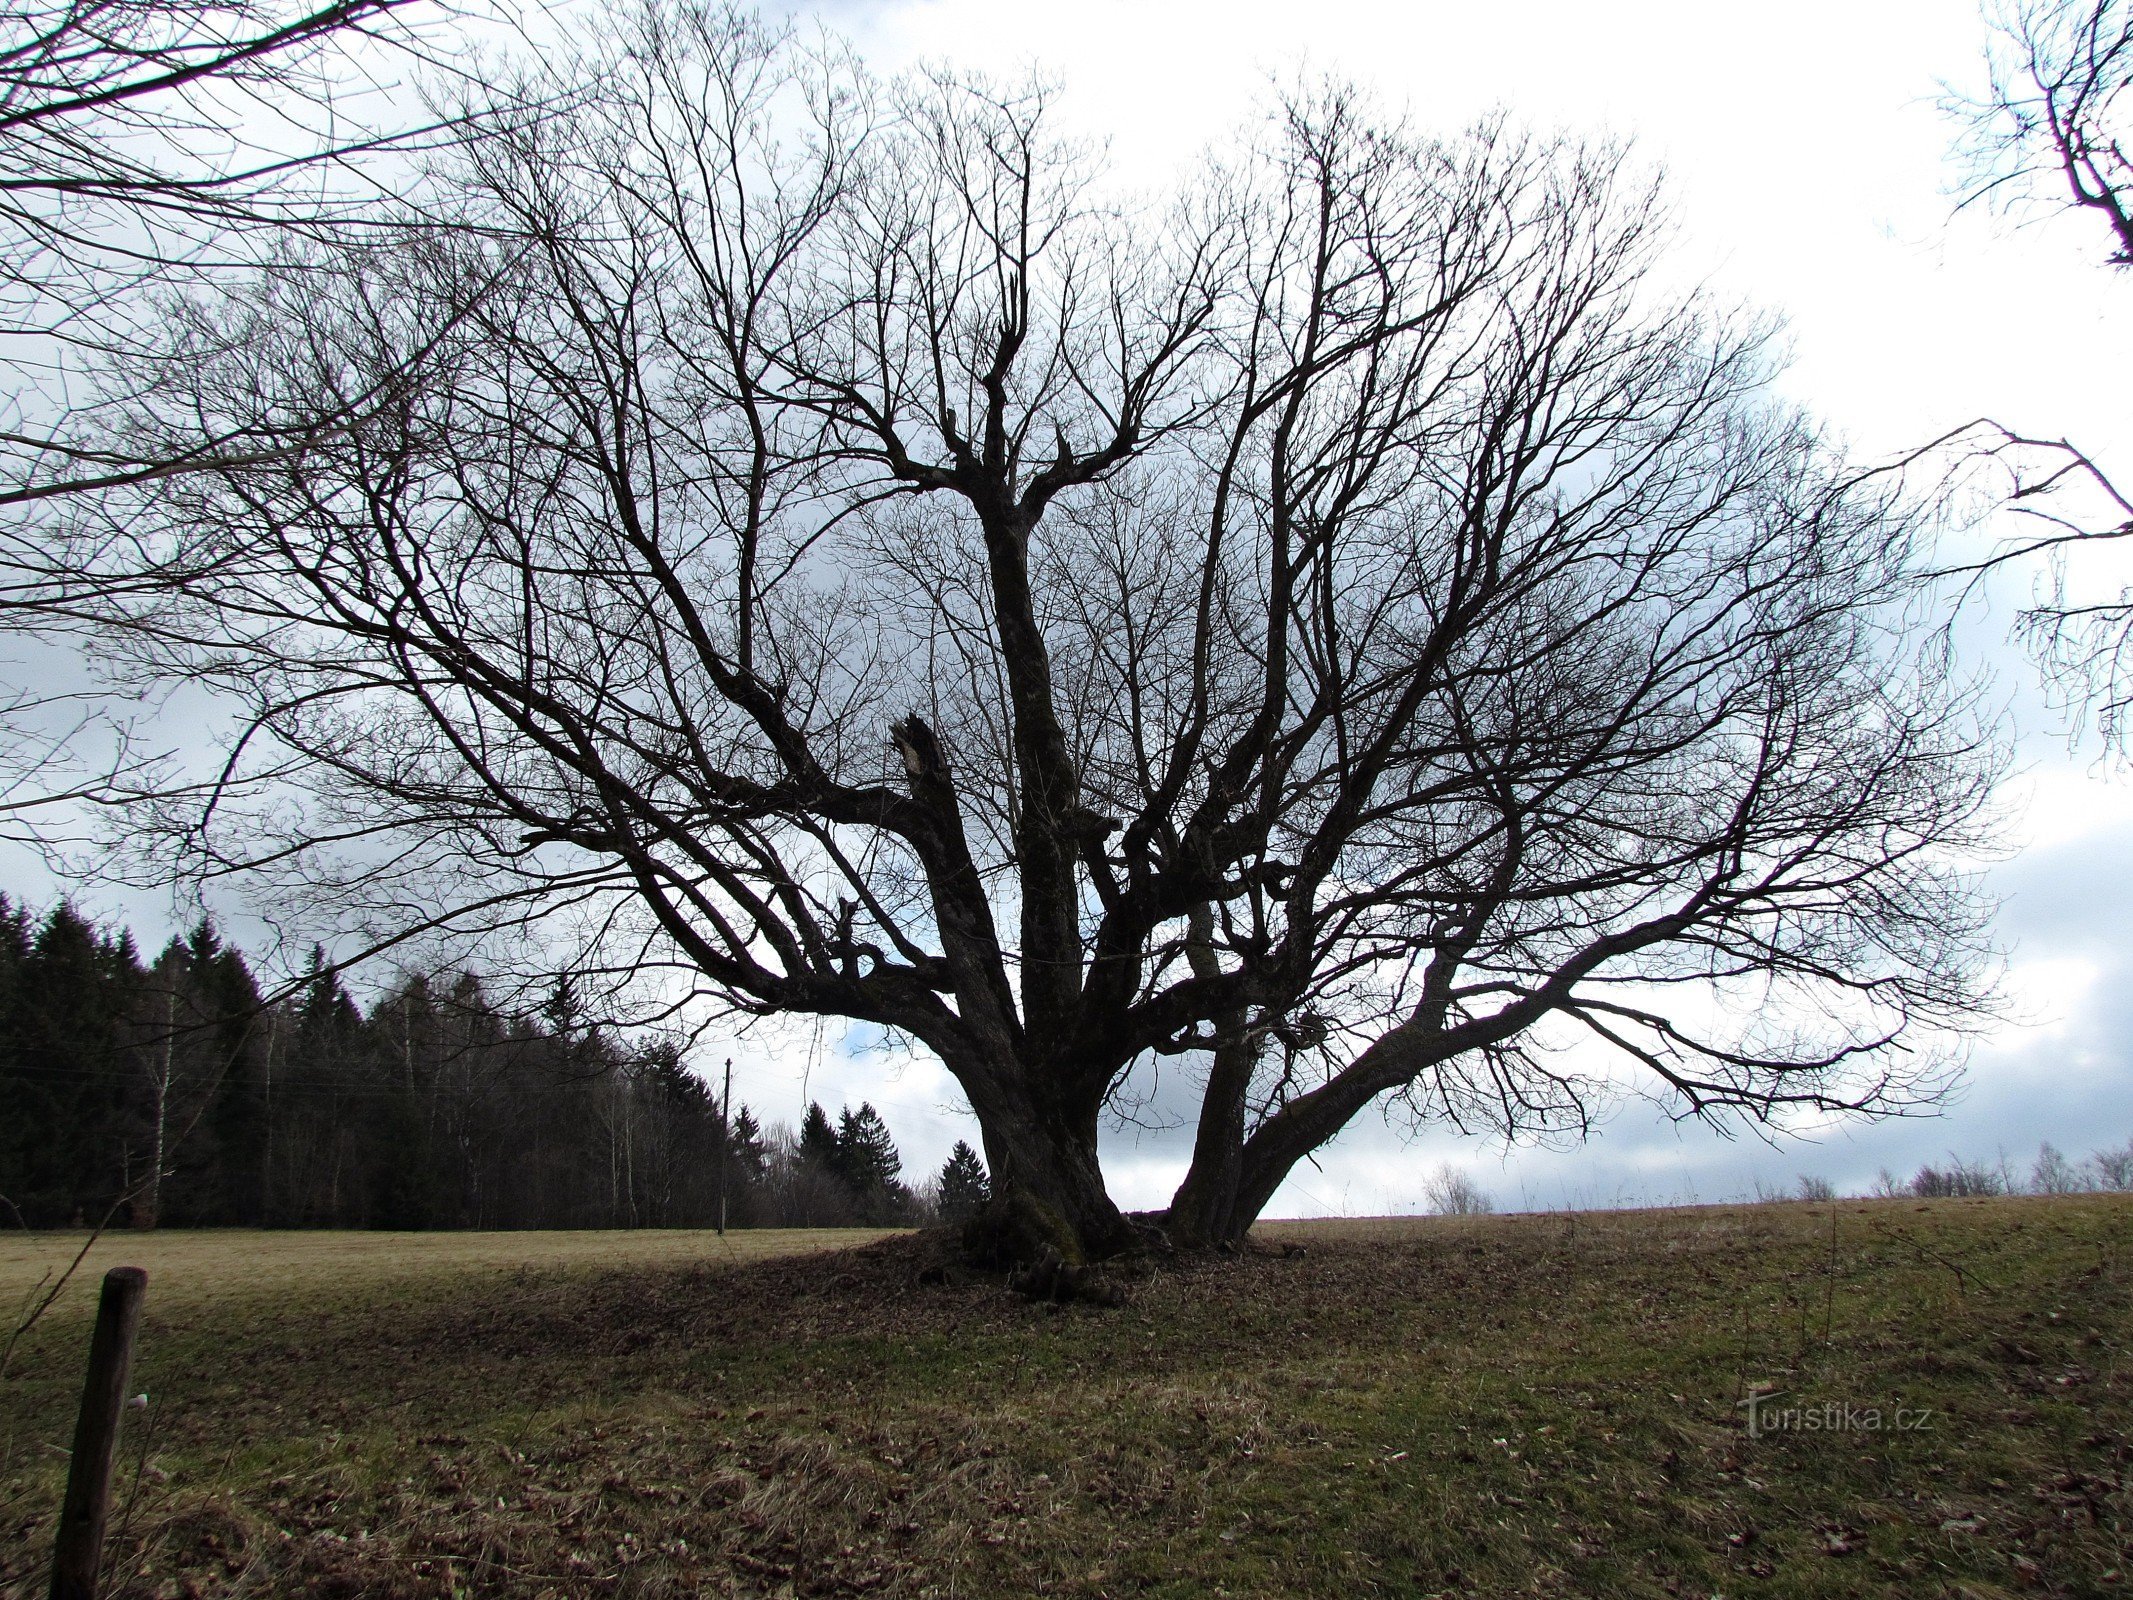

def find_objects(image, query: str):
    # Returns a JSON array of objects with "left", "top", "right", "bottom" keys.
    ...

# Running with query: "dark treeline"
[{"left": 0, "top": 897, "right": 980, "bottom": 1232}]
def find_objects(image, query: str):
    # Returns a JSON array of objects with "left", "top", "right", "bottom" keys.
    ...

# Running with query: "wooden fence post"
[{"left": 49, "top": 1266, "right": 147, "bottom": 1600}]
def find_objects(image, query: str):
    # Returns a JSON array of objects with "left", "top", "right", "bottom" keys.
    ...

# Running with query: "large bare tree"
[{"left": 72, "top": 10, "right": 2000, "bottom": 1257}]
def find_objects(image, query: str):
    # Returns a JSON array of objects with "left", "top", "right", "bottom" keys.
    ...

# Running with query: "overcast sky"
[{"left": 8, "top": 0, "right": 2132, "bottom": 1216}]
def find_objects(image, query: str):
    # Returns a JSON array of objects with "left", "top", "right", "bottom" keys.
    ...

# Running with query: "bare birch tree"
[{"left": 71, "top": 8, "right": 2001, "bottom": 1258}]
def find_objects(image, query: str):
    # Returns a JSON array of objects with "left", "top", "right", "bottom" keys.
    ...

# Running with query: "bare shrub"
[
  {"left": 1424, "top": 1165, "right": 1494, "bottom": 1217},
  {"left": 2031, "top": 1141, "right": 2088, "bottom": 1195},
  {"left": 1910, "top": 1155, "right": 2008, "bottom": 1198},
  {"left": 2089, "top": 1138, "right": 2133, "bottom": 1190}
]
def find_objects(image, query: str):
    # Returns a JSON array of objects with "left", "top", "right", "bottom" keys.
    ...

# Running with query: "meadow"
[{"left": 1, "top": 1199, "right": 2126, "bottom": 1598}]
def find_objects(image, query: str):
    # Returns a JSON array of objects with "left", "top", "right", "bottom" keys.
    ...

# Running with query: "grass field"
[
  {"left": 1, "top": 1199, "right": 2127, "bottom": 1598},
  {"left": 0, "top": 1228, "right": 897, "bottom": 1325}
]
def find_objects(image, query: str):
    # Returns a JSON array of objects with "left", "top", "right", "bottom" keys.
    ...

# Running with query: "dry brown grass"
[{"left": 2, "top": 1200, "right": 2128, "bottom": 1599}]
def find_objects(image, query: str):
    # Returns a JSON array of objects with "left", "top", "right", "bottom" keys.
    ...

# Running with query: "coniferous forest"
[{"left": 0, "top": 896, "right": 956, "bottom": 1232}]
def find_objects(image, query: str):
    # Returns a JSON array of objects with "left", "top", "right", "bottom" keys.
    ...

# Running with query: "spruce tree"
[
  {"left": 838, "top": 1103, "right": 901, "bottom": 1194},
  {"left": 729, "top": 1105, "right": 767, "bottom": 1182},
  {"left": 938, "top": 1140, "right": 990, "bottom": 1223},
  {"left": 797, "top": 1101, "right": 840, "bottom": 1173},
  {"left": 10, "top": 904, "right": 141, "bottom": 1224}
]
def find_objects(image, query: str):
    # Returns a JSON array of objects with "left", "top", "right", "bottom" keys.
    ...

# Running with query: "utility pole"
[{"left": 717, "top": 1056, "right": 733, "bottom": 1238}]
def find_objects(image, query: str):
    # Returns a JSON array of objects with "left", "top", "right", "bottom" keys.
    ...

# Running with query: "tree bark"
[
  {"left": 959, "top": 1065, "right": 1134, "bottom": 1264},
  {"left": 1162, "top": 1051, "right": 1253, "bottom": 1248},
  {"left": 1161, "top": 905, "right": 1259, "bottom": 1248}
]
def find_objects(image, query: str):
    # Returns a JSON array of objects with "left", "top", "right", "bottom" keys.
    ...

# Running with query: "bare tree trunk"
[
  {"left": 134, "top": 990, "right": 175, "bottom": 1231},
  {"left": 1162, "top": 1043, "right": 1257, "bottom": 1247},
  {"left": 1163, "top": 906, "right": 1260, "bottom": 1248},
  {"left": 959, "top": 1059, "right": 1135, "bottom": 1263},
  {"left": 260, "top": 1010, "right": 277, "bottom": 1226},
  {"left": 622, "top": 1082, "right": 638, "bottom": 1228}
]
